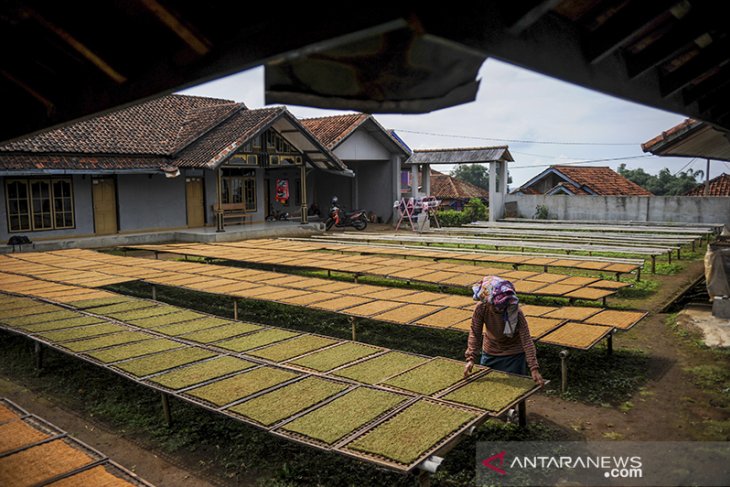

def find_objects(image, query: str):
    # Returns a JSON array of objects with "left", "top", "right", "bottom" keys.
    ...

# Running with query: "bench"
[{"left": 212, "top": 203, "right": 250, "bottom": 225}]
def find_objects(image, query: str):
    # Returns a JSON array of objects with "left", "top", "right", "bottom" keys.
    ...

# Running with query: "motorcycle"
[{"left": 325, "top": 197, "right": 368, "bottom": 231}]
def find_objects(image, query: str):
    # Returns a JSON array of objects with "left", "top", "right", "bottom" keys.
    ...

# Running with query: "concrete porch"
[{"left": 2, "top": 221, "right": 325, "bottom": 253}]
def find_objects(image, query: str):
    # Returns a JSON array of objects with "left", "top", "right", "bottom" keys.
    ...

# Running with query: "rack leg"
[
  {"left": 34, "top": 342, "right": 43, "bottom": 371},
  {"left": 636, "top": 267, "right": 641, "bottom": 282},
  {"left": 518, "top": 400, "right": 527, "bottom": 427},
  {"left": 233, "top": 300, "right": 238, "bottom": 320},
  {"left": 418, "top": 471, "right": 431, "bottom": 487},
  {"left": 607, "top": 332, "right": 613, "bottom": 356},
  {"left": 161, "top": 393, "right": 172, "bottom": 428},
  {"left": 350, "top": 316, "right": 357, "bottom": 342},
  {"left": 560, "top": 349, "right": 569, "bottom": 394},
  {"left": 651, "top": 256, "right": 656, "bottom": 274},
  {"left": 151, "top": 285, "right": 157, "bottom": 301}
]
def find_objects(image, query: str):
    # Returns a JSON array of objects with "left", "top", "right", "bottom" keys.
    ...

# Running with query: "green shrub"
[{"left": 436, "top": 198, "right": 488, "bottom": 227}]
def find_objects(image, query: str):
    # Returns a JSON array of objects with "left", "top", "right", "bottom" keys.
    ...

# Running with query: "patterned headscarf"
[{"left": 472, "top": 276, "right": 520, "bottom": 337}]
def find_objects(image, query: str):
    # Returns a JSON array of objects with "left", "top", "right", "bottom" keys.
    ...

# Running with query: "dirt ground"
[{"left": 0, "top": 248, "right": 726, "bottom": 486}]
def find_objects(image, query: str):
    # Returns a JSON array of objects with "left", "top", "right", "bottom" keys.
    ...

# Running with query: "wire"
[
  {"left": 395, "top": 129, "right": 640, "bottom": 146},
  {"left": 673, "top": 158, "right": 696, "bottom": 176},
  {"left": 508, "top": 154, "right": 653, "bottom": 169}
]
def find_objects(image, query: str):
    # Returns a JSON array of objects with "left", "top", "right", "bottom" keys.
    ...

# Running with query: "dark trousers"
[{"left": 480, "top": 352, "right": 528, "bottom": 376}]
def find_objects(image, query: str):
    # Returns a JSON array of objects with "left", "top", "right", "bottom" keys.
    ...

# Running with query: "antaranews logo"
[
  {"left": 482, "top": 450, "right": 508, "bottom": 476},
  {"left": 481, "top": 450, "right": 643, "bottom": 479}
]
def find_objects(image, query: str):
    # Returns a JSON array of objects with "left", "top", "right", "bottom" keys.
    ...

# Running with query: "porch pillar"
[
  {"left": 216, "top": 167, "right": 225, "bottom": 232},
  {"left": 411, "top": 164, "right": 419, "bottom": 199},
  {"left": 422, "top": 164, "right": 431, "bottom": 195},
  {"left": 300, "top": 164, "right": 308, "bottom": 224},
  {"left": 488, "top": 161, "right": 497, "bottom": 222}
]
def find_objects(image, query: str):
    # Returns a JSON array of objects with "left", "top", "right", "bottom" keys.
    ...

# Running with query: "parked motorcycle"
[{"left": 325, "top": 197, "right": 368, "bottom": 231}]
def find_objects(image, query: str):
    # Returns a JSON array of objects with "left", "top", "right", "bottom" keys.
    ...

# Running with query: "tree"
[
  {"left": 617, "top": 163, "right": 703, "bottom": 195},
  {"left": 450, "top": 164, "right": 512, "bottom": 190}
]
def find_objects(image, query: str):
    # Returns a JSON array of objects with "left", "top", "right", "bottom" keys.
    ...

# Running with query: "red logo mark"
[{"left": 482, "top": 450, "right": 507, "bottom": 475}]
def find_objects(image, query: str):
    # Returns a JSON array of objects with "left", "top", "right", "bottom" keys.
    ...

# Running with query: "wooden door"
[
  {"left": 185, "top": 177, "right": 205, "bottom": 227},
  {"left": 92, "top": 178, "right": 117, "bottom": 235}
]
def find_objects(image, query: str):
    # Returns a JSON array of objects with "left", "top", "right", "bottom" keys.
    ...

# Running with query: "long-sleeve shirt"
[{"left": 465, "top": 301, "right": 539, "bottom": 371}]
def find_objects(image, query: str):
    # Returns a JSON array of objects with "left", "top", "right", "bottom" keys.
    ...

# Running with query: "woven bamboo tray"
[
  {"left": 274, "top": 386, "right": 413, "bottom": 450},
  {"left": 513, "top": 280, "right": 549, "bottom": 294},
  {"left": 337, "top": 397, "right": 486, "bottom": 472},
  {"left": 371, "top": 304, "right": 442, "bottom": 324},
  {"left": 519, "top": 305, "right": 559, "bottom": 317},
  {"left": 563, "top": 287, "right": 614, "bottom": 300},
  {"left": 344, "top": 300, "right": 402, "bottom": 318},
  {"left": 415, "top": 308, "right": 474, "bottom": 329},
  {"left": 583, "top": 310, "right": 648, "bottom": 330},
  {"left": 538, "top": 322, "right": 613, "bottom": 350},
  {"left": 542, "top": 307, "right": 602, "bottom": 321},
  {"left": 526, "top": 317, "right": 566, "bottom": 339},
  {"left": 436, "top": 370, "right": 541, "bottom": 416}
]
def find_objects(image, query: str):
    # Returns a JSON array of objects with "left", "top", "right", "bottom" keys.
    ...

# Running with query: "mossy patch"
[
  {"left": 382, "top": 358, "right": 466, "bottom": 395},
  {"left": 289, "top": 342, "right": 382, "bottom": 372},
  {"left": 149, "top": 356, "right": 256, "bottom": 390},
  {"left": 107, "top": 305, "right": 181, "bottom": 321},
  {"left": 2, "top": 310, "right": 81, "bottom": 327},
  {"left": 130, "top": 311, "right": 207, "bottom": 329},
  {"left": 90, "top": 301, "right": 157, "bottom": 316},
  {"left": 333, "top": 352, "right": 429, "bottom": 384},
  {"left": 180, "top": 322, "right": 262, "bottom": 344},
  {"left": 63, "top": 331, "right": 150, "bottom": 352},
  {"left": 282, "top": 387, "right": 408, "bottom": 444},
  {"left": 227, "top": 377, "right": 348, "bottom": 426},
  {"left": 247, "top": 335, "right": 338, "bottom": 362},
  {"left": 87, "top": 338, "right": 182, "bottom": 363},
  {"left": 441, "top": 371, "right": 535, "bottom": 412},
  {"left": 37, "top": 323, "right": 127, "bottom": 342},
  {"left": 186, "top": 366, "right": 299, "bottom": 406},
  {"left": 346, "top": 399, "right": 478, "bottom": 465},
  {"left": 115, "top": 347, "right": 215, "bottom": 377},
  {"left": 153, "top": 318, "right": 228, "bottom": 336},
  {"left": 18, "top": 316, "right": 104, "bottom": 333},
  {"left": 215, "top": 328, "right": 299, "bottom": 353},
  {"left": 71, "top": 296, "right": 135, "bottom": 309}
]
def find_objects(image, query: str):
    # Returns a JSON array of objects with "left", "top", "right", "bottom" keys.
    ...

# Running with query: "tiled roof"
[
  {"left": 430, "top": 170, "right": 488, "bottom": 199},
  {"left": 0, "top": 95, "right": 345, "bottom": 172},
  {"left": 641, "top": 119, "right": 699, "bottom": 152},
  {"left": 0, "top": 95, "right": 240, "bottom": 156},
  {"left": 546, "top": 181, "right": 590, "bottom": 195},
  {"left": 300, "top": 114, "right": 369, "bottom": 148},
  {"left": 407, "top": 146, "right": 513, "bottom": 165},
  {"left": 552, "top": 165, "right": 653, "bottom": 196},
  {"left": 685, "top": 173, "right": 730, "bottom": 196}
]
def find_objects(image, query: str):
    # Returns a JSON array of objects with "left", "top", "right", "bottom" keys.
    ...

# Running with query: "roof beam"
[
  {"left": 683, "top": 63, "right": 730, "bottom": 105},
  {"left": 585, "top": 0, "right": 676, "bottom": 65},
  {"left": 659, "top": 37, "right": 730, "bottom": 98},
  {"left": 625, "top": 12, "right": 713, "bottom": 79},
  {"left": 503, "top": 0, "right": 562, "bottom": 35},
  {"left": 25, "top": 8, "right": 127, "bottom": 84},
  {"left": 140, "top": 0, "right": 211, "bottom": 55}
]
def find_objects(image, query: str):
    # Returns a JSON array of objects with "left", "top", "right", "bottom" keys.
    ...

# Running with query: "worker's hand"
[
  {"left": 531, "top": 368, "right": 545, "bottom": 387},
  {"left": 463, "top": 360, "right": 474, "bottom": 378}
]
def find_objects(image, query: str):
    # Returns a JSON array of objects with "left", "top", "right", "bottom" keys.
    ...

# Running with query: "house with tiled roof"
[
  {"left": 685, "top": 173, "right": 730, "bottom": 196},
  {"left": 0, "top": 94, "right": 347, "bottom": 242},
  {"left": 429, "top": 170, "right": 488, "bottom": 209},
  {"left": 512, "top": 165, "right": 653, "bottom": 196},
  {"left": 301, "top": 114, "right": 410, "bottom": 222}
]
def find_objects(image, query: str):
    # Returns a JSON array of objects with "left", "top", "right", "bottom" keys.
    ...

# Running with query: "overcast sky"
[{"left": 180, "top": 58, "right": 730, "bottom": 187}]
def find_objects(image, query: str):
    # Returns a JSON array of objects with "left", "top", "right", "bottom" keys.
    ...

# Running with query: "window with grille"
[{"left": 5, "top": 178, "right": 75, "bottom": 232}]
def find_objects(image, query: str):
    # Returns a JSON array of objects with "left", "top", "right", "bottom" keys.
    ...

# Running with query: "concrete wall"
[
  {"left": 334, "top": 130, "right": 392, "bottom": 160},
  {"left": 117, "top": 174, "right": 187, "bottom": 231},
  {"left": 505, "top": 194, "right": 730, "bottom": 225},
  {"left": 348, "top": 160, "right": 394, "bottom": 222},
  {"left": 0, "top": 175, "right": 94, "bottom": 242}
]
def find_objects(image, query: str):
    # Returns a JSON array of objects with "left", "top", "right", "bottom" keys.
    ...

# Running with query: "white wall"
[{"left": 505, "top": 194, "right": 730, "bottom": 225}]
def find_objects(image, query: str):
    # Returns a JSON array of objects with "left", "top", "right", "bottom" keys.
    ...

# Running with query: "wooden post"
[
  {"left": 161, "top": 393, "right": 172, "bottom": 427},
  {"left": 607, "top": 331, "right": 613, "bottom": 356},
  {"left": 667, "top": 250, "right": 672, "bottom": 264},
  {"left": 216, "top": 167, "right": 225, "bottom": 232},
  {"left": 151, "top": 285, "right": 157, "bottom": 301},
  {"left": 651, "top": 255, "right": 656, "bottom": 274},
  {"left": 350, "top": 316, "right": 357, "bottom": 342},
  {"left": 233, "top": 300, "right": 238, "bottom": 320},
  {"left": 518, "top": 399, "right": 527, "bottom": 427},
  {"left": 300, "top": 164, "right": 308, "bottom": 224},
  {"left": 636, "top": 267, "right": 641, "bottom": 282}
]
